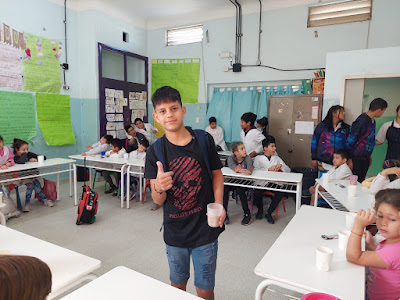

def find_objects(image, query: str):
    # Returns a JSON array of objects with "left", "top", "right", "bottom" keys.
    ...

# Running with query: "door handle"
[{"left": 287, "top": 129, "right": 292, "bottom": 135}]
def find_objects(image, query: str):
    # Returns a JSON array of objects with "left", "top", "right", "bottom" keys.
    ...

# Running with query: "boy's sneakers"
[
  {"left": 105, "top": 186, "right": 117, "bottom": 194},
  {"left": 112, "top": 190, "right": 118, "bottom": 197},
  {"left": 256, "top": 209, "right": 264, "bottom": 220},
  {"left": 264, "top": 213, "right": 275, "bottom": 224},
  {"left": 44, "top": 200, "right": 54, "bottom": 207},
  {"left": 241, "top": 214, "right": 251, "bottom": 226},
  {"left": 22, "top": 204, "right": 31, "bottom": 212},
  {"left": 224, "top": 213, "right": 230, "bottom": 225}
]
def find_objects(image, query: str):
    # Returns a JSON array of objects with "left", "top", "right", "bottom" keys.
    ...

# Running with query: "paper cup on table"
[
  {"left": 348, "top": 185, "right": 357, "bottom": 197},
  {"left": 207, "top": 203, "right": 223, "bottom": 228},
  {"left": 350, "top": 175, "right": 358, "bottom": 185},
  {"left": 322, "top": 173, "right": 330, "bottom": 184},
  {"left": 124, "top": 153, "right": 129, "bottom": 160},
  {"left": 346, "top": 212, "right": 357, "bottom": 230},
  {"left": 37, "top": 155, "right": 44, "bottom": 165},
  {"left": 338, "top": 230, "right": 351, "bottom": 250},
  {"left": 316, "top": 246, "right": 333, "bottom": 272}
]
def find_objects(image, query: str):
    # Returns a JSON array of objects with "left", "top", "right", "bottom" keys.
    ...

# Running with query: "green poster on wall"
[
  {"left": 151, "top": 58, "right": 200, "bottom": 103},
  {"left": 0, "top": 91, "right": 36, "bottom": 144},
  {"left": 36, "top": 93, "right": 75, "bottom": 146},
  {"left": 22, "top": 33, "right": 62, "bottom": 94}
]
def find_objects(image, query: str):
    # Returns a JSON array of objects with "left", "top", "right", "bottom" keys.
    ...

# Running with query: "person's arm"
[
  {"left": 346, "top": 209, "right": 387, "bottom": 268},
  {"left": 375, "top": 123, "right": 388, "bottom": 145},
  {"left": 212, "top": 169, "right": 225, "bottom": 227},
  {"left": 346, "top": 117, "right": 365, "bottom": 154},
  {"left": 150, "top": 161, "right": 173, "bottom": 206},
  {"left": 226, "top": 156, "right": 238, "bottom": 171},
  {"left": 253, "top": 131, "right": 266, "bottom": 155},
  {"left": 6, "top": 147, "right": 14, "bottom": 166},
  {"left": 369, "top": 173, "right": 389, "bottom": 195},
  {"left": 311, "top": 124, "right": 322, "bottom": 165},
  {"left": 14, "top": 153, "right": 27, "bottom": 164}
]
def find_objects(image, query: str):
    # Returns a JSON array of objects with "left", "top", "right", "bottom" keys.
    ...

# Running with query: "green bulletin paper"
[
  {"left": 0, "top": 91, "right": 36, "bottom": 145},
  {"left": 22, "top": 33, "right": 62, "bottom": 94},
  {"left": 151, "top": 58, "right": 200, "bottom": 103},
  {"left": 36, "top": 93, "right": 76, "bottom": 146}
]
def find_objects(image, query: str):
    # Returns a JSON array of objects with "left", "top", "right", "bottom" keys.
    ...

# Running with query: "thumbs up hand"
[{"left": 155, "top": 161, "right": 174, "bottom": 193}]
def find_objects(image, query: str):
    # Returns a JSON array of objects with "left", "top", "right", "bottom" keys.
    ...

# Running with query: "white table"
[
  {"left": 314, "top": 178, "right": 375, "bottom": 212},
  {"left": 254, "top": 205, "right": 365, "bottom": 300},
  {"left": 0, "top": 225, "right": 101, "bottom": 299},
  {"left": 61, "top": 266, "right": 201, "bottom": 299},
  {"left": 222, "top": 167, "right": 303, "bottom": 212},
  {"left": 68, "top": 155, "right": 129, "bottom": 208},
  {"left": 126, "top": 159, "right": 145, "bottom": 209},
  {"left": 0, "top": 158, "right": 75, "bottom": 207}
]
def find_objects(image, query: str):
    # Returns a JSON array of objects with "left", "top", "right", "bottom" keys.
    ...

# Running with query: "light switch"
[{"left": 195, "top": 117, "right": 200, "bottom": 123}]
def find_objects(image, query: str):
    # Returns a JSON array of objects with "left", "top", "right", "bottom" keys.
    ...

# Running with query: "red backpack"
[
  {"left": 43, "top": 179, "right": 57, "bottom": 200},
  {"left": 76, "top": 185, "right": 99, "bottom": 225}
]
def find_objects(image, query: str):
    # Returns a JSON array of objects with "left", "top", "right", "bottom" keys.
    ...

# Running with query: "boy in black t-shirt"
[{"left": 144, "top": 86, "right": 225, "bottom": 300}]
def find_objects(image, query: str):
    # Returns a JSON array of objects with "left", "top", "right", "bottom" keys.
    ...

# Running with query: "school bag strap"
[{"left": 152, "top": 128, "right": 212, "bottom": 177}]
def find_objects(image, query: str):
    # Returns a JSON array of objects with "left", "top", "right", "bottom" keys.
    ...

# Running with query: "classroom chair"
[
  {"left": 264, "top": 191, "right": 286, "bottom": 220},
  {"left": 118, "top": 176, "right": 140, "bottom": 202},
  {"left": 92, "top": 170, "right": 107, "bottom": 192},
  {"left": 142, "top": 179, "right": 151, "bottom": 204},
  {"left": 301, "top": 292, "right": 340, "bottom": 300}
]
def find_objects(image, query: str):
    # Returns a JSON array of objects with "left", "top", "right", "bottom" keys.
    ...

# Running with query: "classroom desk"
[
  {"left": 61, "top": 266, "right": 201, "bottom": 300},
  {"left": 125, "top": 158, "right": 145, "bottom": 209},
  {"left": 68, "top": 155, "right": 129, "bottom": 208},
  {"left": 254, "top": 205, "right": 365, "bottom": 300},
  {"left": 0, "top": 158, "right": 75, "bottom": 208},
  {"left": 222, "top": 167, "right": 303, "bottom": 212},
  {"left": 314, "top": 178, "right": 375, "bottom": 212},
  {"left": 0, "top": 225, "right": 101, "bottom": 299}
]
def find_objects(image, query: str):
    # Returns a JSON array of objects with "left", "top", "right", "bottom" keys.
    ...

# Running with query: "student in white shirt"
[
  {"left": 205, "top": 117, "right": 227, "bottom": 151},
  {"left": 127, "top": 138, "right": 149, "bottom": 201},
  {"left": 240, "top": 112, "right": 265, "bottom": 158},
  {"left": 309, "top": 149, "right": 352, "bottom": 206},
  {"left": 369, "top": 159, "right": 400, "bottom": 195},
  {"left": 253, "top": 136, "right": 290, "bottom": 224},
  {"left": 81, "top": 134, "right": 112, "bottom": 156},
  {"left": 103, "top": 139, "right": 127, "bottom": 196},
  {"left": 375, "top": 104, "right": 400, "bottom": 160},
  {"left": 134, "top": 118, "right": 158, "bottom": 144}
]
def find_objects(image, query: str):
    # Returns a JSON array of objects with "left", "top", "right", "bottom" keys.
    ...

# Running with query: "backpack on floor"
[
  {"left": 76, "top": 158, "right": 99, "bottom": 225},
  {"left": 43, "top": 179, "right": 57, "bottom": 200}
]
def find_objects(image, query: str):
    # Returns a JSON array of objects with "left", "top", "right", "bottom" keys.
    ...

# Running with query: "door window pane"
[
  {"left": 127, "top": 56, "right": 145, "bottom": 84},
  {"left": 102, "top": 49, "right": 124, "bottom": 81}
]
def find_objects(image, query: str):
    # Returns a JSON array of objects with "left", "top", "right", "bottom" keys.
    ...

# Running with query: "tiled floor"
[{"left": 6, "top": 180, "right": 302, "bottom": 299}]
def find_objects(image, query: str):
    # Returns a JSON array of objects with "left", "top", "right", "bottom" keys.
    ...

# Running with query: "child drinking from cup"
[
  {"left": 12, "top": 139, "right": 53, "bottom": 212},
  {"left": 346, "top": 189, "right": 400, "bottom": 300}
]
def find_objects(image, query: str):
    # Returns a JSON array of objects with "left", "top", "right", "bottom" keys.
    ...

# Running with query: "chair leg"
[
  {"left": 250, "top": 190, "right": 254, "bottom": 215},
  {"left": 282, "top": 197, "right": 286, "bottom": 212},
  {"left": 274, "top": 197, "right": 286, "bottom": 220},
  {"left": 92, "top": 171, "right": 97, "bottom": 189},
  {"left": 15, "top": 185, "right": 22, "bottom": 210},
  {"left": 274, "top": 204, "right": 279, "bottom": 220}
]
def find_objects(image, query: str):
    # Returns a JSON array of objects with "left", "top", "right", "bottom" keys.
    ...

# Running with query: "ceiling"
[{"left": 51, "top": 0, "right": 325, "bottom": 29}]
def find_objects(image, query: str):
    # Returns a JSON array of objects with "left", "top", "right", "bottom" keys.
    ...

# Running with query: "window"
[
  {"left": 308, "top": 0, "right": 372, "bottom": 28},
  {"left": 166, "top": 25, "right": 203, "bottom": 46}
]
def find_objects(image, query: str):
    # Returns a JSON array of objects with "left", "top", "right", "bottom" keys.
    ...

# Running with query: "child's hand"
[
  {"left": 29, "top": 158, "right": 38, "bottom": 162},
  {"left": 6, "top": 161, "right": 11, "bottom": 167},
  {"left": 86, "top": 146, "right": 93, "bottom": 150},
  {"left": 81, "top": 152, "right": 87, "bottom": 156},
  {"left": 0, "top": 165, "right": 8, "bottom": 170},
  {"left": 354, "top": 209, "right": 376, "bottom": 231},
  {"left": 381, "top": 167, "right": 400, "bottom": 178},
  {"left": 241, "top": 169, "right": 251, "bottom": 175},
  {"left": 155, "top": 161, "right": 174, "bottom": 192},
  {"left": 235, "top": 165, "right": 242, "bottom": 173},
  {"left": 275, "top": 164, "right": 282, "bottom": 171}
]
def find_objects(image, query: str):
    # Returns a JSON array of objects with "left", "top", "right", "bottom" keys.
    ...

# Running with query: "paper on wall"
[
  {"left": 115, "top": 105, "right": 123, "bottom": 113},
  {"left": 119, "top": 98, "right": 127, "bottom": 106},
  {"left": 115, "top": 114, "right": 124, "bottom": 121},
  {"left": 138, "top": 101, "right": 146, "bottom": 109},
  {"left": 116, "top": 129, "right": 127, "bottom": 139},
  {"left": 129, "top": 92, "right": 136, "bottom": 99},
  {"left": 115, "top": 90, "right": 123, "bottom": 99},
  {"left": 106, "top": 97, "right": 114, "bottom": 105},
  {"left": 116, "top": 122, "right": 125, "bottom": 130},
  {"left": 131, "top": 110, "right": 139, "bottom": 122},
  {"left": 107, "top": 130, "right": 116, "bottom": 138},
  {"left": 294, "top": 121, "right": 314, "bottom": 135},
  {"left": 105, "top": 88, "right": 115, "bottom": 97},
  {"left": 106, "top": 122, "right": 116, "bottom": 130},
  {"left": 106, "top": 114, "right": 115, "bottom": 121},
  {"left": 311, "top": 106, "right": 319, "bottom": 120},
  {"left": 142, "top": 91, "right": 147, "bottom": 100},
  {"left": 106, "top": 105, "right": 116, "bottom": 113},
  {"left": 135, "top": 92, "right": 142, "bottom": 100},
  {"left": 138, "top": 110, "right": 145, "bottom": 118}
]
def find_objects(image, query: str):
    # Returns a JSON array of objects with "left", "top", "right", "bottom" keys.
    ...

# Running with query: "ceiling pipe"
[
  {"left": 257, "top": 0, "right": 262, "bottom": 65},
  {"left": 229, "top": 0, "right": 242, "bottom": 72}
]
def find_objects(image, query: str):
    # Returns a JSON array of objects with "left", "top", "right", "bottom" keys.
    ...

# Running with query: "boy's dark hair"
[
  {"left": 103, "top": 135, "right": 113, "bottom": 144},
  {"left": 110, "top": 138, "right": 123, "bottom": 150},
  {"left": 134, "top": 118, "right": 143, "bottom": 124},
  {"left": 369, "top": 98, "right": 387, "bottom": 111},
  {"left": 151, "top": 86, "right": 182, "bottom": 108},
  {"left": 334, "top": 149, "right": 349, "bottom": 160},
  {"left": 241, "top": 112, "right": 257, "bottom": 125},
  {"left": 231, "top": 141, "right": 243, "bottom": 153},
  {"left": 0, "top": 136, "right": 3, "bottom": 142},
  {"left": 12, "top": 138, "right": 28, "bottom": 155},
  {"left": 257, "top": 116, "right": 268, "bottom": 127},
  {"left": 323, "top": 105, "right": 343, "bottom": 130},
  {"left": 383, "top": 159, "right": 400, "bottom": 182},
  {"left": 209, "top": 117, "right": 216, "bottom": 123},
  {"left": 139, "top": 138, "right": 149, "bottom": 148},
  {"left": 124, "top": 125, "right": 133, "bottom": 132},
  {"left": 374, "top": 189, "right": 400, "bottom": 212},
  {"left": 262, "top": 135, "right": 276, "bottom": 148}
]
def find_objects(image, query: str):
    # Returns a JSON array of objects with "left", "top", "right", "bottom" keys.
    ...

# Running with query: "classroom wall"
[{"left": 146, "top": 0, "right": 400, "bottom": 128}]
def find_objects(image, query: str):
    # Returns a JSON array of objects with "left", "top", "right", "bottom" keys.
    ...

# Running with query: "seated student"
[
  {"left": 206, "top": 117, "right": 228, "bottom": 151},
  {"left": 126, "top": 138, "right": 149, "bottom": 202},
  {"left": 256, "top": 117, "right": 269, "bottom": 138},
  {"left": 309, "top": 149, "right": 353, "bottom": 206},
  {"left": 81, "top": 134, "right": 113, "bottom": 156},
  {"left": 103, "top": 139, "right": 126, "bottom": 196},
  {"left": 346, "top": 189, "right": 400, "bottom": 300},
  {"left": 0, "top": 135, "right": 14, "bottom": 169},
  {"left": 223, "top": 141, "right": 253, "bottom": 225},
  {"left": 124, "top": 125, "right": 147, "bottom": 153},
  {"left": 13, "top": 139, "right": 53, "bottom": 211},
  {"left": 253, "top": 136, "right": 290, "bottom": 224},
  {"left": 369, "top": 159, "right": 400, "bottom": 195},
  {"left": 240, "top": 112, "right": 266, "bottom": 158},
  {"left": 134, "top": 118, "right": 158, "bottom": 144},
  {"left": 0, "top": 255, "right": 52, "bottom": 300}
]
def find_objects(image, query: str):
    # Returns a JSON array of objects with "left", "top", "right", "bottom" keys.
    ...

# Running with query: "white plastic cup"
[
  {"left": 322, "top": 173, "right": 330, "bottom": 184},
  {"left": 316, "top": 246, "right": 333, "bottom": 272},
  {"left": 346, "top": 212, "right": 357, "bottom": 230},
  {"left": 207, "top": 203, "right": 223, "bottom": 228},
  {"left": 37, "top": 155, "right": 44, "bottom": 165},
  {"left": 348, "top": 185, "right": 357, "bottom": 197},
  {"left": 124, "top": 153, "right": 129, "bottom": 160},
  {"left": 338, "top": 229, "right": 351, "bottom": 250}
]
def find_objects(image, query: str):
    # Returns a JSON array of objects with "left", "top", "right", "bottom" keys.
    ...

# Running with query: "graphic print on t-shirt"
[{"left": 169, "top": 156, "right": 203, "bottom": 212}]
